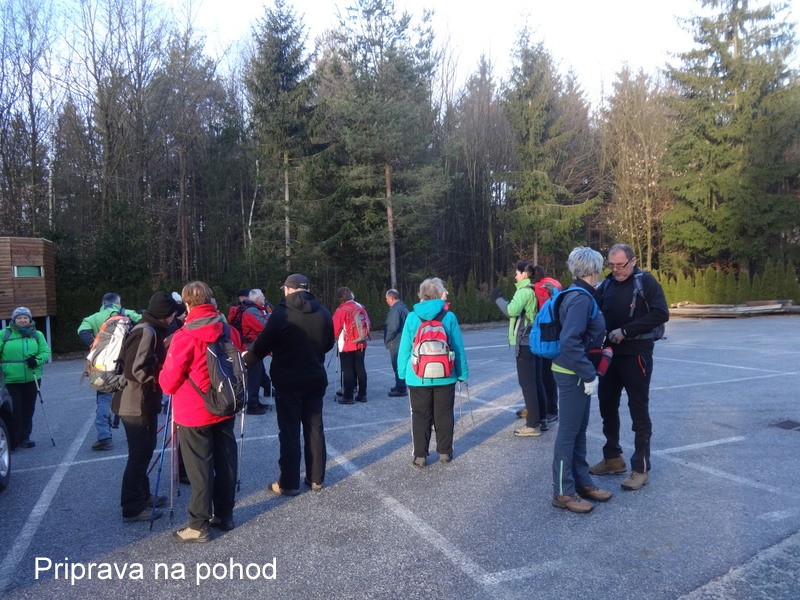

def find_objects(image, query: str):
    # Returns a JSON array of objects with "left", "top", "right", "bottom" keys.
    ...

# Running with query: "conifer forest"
[{"left": 2, "top": 0, "right": 800, "bottom": 349}]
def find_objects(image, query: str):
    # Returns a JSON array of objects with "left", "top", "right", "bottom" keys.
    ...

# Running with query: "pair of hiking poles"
[{"left": 147, "top": 396, "right": 248, "bottom": 530}]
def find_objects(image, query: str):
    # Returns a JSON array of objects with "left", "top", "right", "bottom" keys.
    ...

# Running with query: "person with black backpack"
[
  {"left": 159, "top": 282, "right": 246, "bottom": 542},
  {"left": 589, "top": 243, "right": 669, "bottom": 492},
  {"left": 243, "top": 274, "right": 334, "bottom": 495},
  {"left": 112, "top": 291, "right": 177, "bottom": 523},
  {"left": 78, "top": 293, "right": 142, "bottom": 451}
]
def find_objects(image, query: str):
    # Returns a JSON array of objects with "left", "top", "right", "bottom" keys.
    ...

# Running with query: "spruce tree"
[{"left": 664, "top": 0, "right": 800, "bottom": 274}]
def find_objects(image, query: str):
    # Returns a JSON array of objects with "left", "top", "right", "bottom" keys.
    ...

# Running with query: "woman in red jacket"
[{"left": 159, "top": 281, "right": 244, "bottom": 543}]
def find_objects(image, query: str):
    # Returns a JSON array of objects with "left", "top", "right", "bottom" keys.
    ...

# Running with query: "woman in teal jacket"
[
  {"left": 398, "top": 277, "right": 468, "bottom": 468},
  {"left": 0, "top": 307, "right": 52, "bottom": 448},
  {"left": 492, "top": 261, "right": 545, "bottom": 437}
]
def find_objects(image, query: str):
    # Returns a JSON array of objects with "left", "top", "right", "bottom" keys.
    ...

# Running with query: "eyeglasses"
[{"left": 608, "top": 257, "right": 633, "bottom": 270}]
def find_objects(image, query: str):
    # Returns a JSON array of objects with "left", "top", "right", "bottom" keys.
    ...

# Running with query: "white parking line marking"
[
  {"left": 656, "top": 454, "right": 800, "bottom": 501},
  {"left": 651, "top": 372, "right": 797, "bottom": 391},
  {"left": 652, "top": 436, "right": 746, "bottom": 455},
  {"left": 328, "top": 442, "right": 506, "bottom": 597},
  {"left": 756, "top": 510, "right": 797, "bottom": 522},
  {"left": 0, "top": 413, "right": 94, "bottom": 593},
  {"left": 658, "top": 355, "right": 787, "bottom": 373}
]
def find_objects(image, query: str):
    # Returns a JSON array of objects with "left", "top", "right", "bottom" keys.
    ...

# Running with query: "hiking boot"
[
  {"left": 355, "top": 396, "right": 367, "bottom": 403},
  {"left": 146, "top": 494, "right": 167, "bottom": 508},
  {"left": 539, "top": 419, "right": 549, "bottom": 432},
  {"left": 388, "top": 389, "right": 407, "bottom": 397},
  {"left": 124, "top": 508, "right": 162, "bottom": 523},
  {"left": 172, "top": 525, "right": 211, "bottom": 543},
  {"left": 337, "top": 397, "right": 355, "bottom": 405},
  {"left": 438, "top": 453, "right": 452, "bottom": 463},
  {"left": 268, "top": 482, "right": 300, "bottom": 496},
  {"left": 209, "top": 515, "right": 235, "bottom": 531},
  {"left": 621, "top": 471, "right": 649, "bottom": 491},
  {"left": 514, "top": 425, "right": 542, "bottom": 437},
  {"left": 92, "top": 438, "right": 113, "bottom": 451},
  {"left": 589, "top": 456, "right": 627, "bottom": 475},
  {"left": 552, "top": 494, "right": 594, "bottom": 513},
  {"left": 515, "top": 407, "right": 528, "bottom": 419},
  {"left": 304, "top": 478, "right": 323, "bottom": 492},
  {"left": 546, "top": 413, "right": 559, "bottom": 423},
  {"left": 412, "top": 456, "right": 426, "bottom": 469},
  {"left": 19, "top": 439, "right": 35, "bottom": 448},
  {"left": 577, "top": 485, "right": 613, "bottom": 502},
  {"left": 246, "top": 404, "right": 268, "bottom": 415}
]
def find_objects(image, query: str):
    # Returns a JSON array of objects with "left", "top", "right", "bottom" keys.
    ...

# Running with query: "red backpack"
[
  {"left": 411, "top": 309, "right": 454, "bottom": 379},
  {"left": 343, "top": 302, "right": 370, "bottom": 344}
]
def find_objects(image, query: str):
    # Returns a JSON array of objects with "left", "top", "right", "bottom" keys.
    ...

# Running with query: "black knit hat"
[{"left": 147, "top": 291, "right": 178, "bottom": 319}]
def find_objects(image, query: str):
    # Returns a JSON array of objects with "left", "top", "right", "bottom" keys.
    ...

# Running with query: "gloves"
[
  {"left": 25, "top": 356, "right": 38, "bottom": 368},
  {"left": 583, "top": 378, "right": 598, "bottom": 396},
  {"left": 491, "top": 287, "right": 502, "bottom": 300}
]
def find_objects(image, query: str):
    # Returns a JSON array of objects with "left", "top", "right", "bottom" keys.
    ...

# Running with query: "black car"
[{"left": 0, "top": 371, "right": 13, "bottom": 490}]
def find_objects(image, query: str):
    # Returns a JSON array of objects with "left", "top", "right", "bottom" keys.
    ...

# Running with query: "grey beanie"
[{"left": 11, "top": 307, "right": 32, "bottom": 321}]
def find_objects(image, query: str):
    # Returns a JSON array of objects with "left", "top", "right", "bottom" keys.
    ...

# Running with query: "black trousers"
[
  {"left": 516, "top": 347, "right": 541, "bottom": 427},
  {"left": 246, "top": 358, "right": 271, "bottom": 406},
  {"left": 340, "top": 349, "right": 367, "bottom": 400},
  {"left": 6, "top": 381, "right": 37, "bottom": 445},
  {"left": 410, "top": 384, "right": 455, "bottom": 458},
  {"left": 597, "top": 353, "right": 654, "bottom": 473},
  {"left": 274, "top": 386, "right": 327, "bottom": 490},
  {"left": 120, "top": 412, "right": 158, "bottom": 518},
  {"left": 388, "top": 346, "right": 406, "bottom": 391},
  {"left": 178, "top": 418, "right": 237, "bottom": 530},
  {"left": 541, "top": 357, "right": 559, "bottom": 416}
]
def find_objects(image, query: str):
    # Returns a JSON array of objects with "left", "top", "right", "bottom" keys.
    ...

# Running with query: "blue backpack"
[{"left": 529, "top": 286, "right": 599, "bottom": 359}]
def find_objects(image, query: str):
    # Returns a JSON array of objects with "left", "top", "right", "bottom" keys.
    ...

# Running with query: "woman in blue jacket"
[
  {"left": 398, "top": 278, "right": 468, "bottom": 468},
  {"left": 0, "top": 307, "right": 51, "bottom": 448},
  {"left": 550, "top": 248, "right": 611, "bottom": 513}
]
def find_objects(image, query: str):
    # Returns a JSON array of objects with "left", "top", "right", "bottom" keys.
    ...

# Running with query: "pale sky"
[{"left": 174, "top": 0, "right": 800, "bottom": 107}]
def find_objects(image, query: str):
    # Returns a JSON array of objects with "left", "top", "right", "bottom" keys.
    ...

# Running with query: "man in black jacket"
[
  {"left": 112, "top": 291, "right": 178, "bottom": 522},
  {"left": 590, "top": 243, "right": 669, "bottom": 491},
  {"left": 243, "top": 274, "right": 334, "bottom": 495},
  {"left": 383, "top": 289, "right": 409, "bottom": 396}
]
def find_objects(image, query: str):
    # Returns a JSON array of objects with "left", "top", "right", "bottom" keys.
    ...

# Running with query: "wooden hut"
[{"left": 0, "top": 237, "right": 57, "bottom": 346}]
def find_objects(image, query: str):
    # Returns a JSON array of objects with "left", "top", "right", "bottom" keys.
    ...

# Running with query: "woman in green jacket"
[
  {"left": 0, "top": 307, "right": 52, "bottom": 448},
  {"left": 492, "top": 261, "right": 545, "bottom": 437}
]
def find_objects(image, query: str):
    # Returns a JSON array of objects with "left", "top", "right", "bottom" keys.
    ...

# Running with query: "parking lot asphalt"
[{"left": 1, "top": 316, "right": 799, "bottom": 599}]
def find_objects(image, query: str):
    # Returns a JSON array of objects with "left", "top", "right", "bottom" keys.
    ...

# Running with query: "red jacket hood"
[{"left": 183, "top": 304, "right": 225, "bottom": 342}]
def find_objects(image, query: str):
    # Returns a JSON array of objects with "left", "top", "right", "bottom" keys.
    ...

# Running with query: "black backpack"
[
  {"left": 598, "top": 272, "right": 665, "bottom": 341},
  {"left": 189, "top": 324, "right": 246, "bottom": 416}
]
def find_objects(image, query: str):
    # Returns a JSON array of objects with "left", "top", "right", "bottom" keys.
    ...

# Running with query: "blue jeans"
[
  {"left": 95, "top": 391, "right": 113, "bottom": 441},
  {"left": 552, "top": 372, "right": 595, "bottom": 497}
]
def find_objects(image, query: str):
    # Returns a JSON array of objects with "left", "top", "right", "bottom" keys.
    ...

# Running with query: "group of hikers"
[
  {"left": 492, "top": 244, "right": 669, "bottom": 513},
  {"left": 0, "top": 240, "right": 669, "bottom": 543}
]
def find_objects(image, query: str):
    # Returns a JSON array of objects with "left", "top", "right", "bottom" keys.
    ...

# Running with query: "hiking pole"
[
  {"left": 32, "top": 376, "right": 56, "bottom": 447},
  {"left": 150, "top": 394, "right": 171, "bottom": 531},
  {"left": 236, "top": 406, "right": 246, "bottom": 491},
  {"left": 457, "top": 381, "right": 475, "bottom": 431},
  {"left": 169, "top": 401, "right": 176, "bottom": 522}
]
